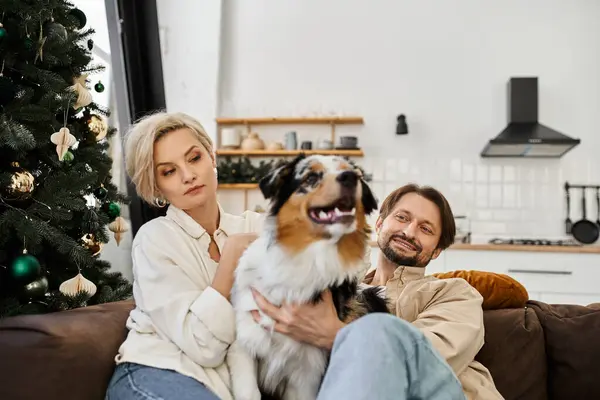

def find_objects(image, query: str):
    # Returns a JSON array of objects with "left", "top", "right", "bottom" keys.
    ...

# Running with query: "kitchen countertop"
[{"left": 367, "top": 241, "right": 600, "bottom": 254}]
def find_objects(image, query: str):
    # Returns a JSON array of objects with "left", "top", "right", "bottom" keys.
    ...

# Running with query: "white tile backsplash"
[{"left": 358, "top": 156, "right": 597, "bottom": 241}]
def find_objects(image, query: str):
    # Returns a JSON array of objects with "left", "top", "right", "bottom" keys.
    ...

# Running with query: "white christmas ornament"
[
  {"left": 109, "top": 216, "right": 130, "bottom": 246},
  {"left": 59, "top": 273, "right": 97, "bottom": 298},
  {"left": 70, "top": 74, "right": 92, "bottom": 109},
  {"left": 50, "top": 127, "right": 77, "bottom": 160}
]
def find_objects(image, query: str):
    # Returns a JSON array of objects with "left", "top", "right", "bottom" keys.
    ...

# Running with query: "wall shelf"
[
  {"left": 218, "top": 183, "right": 259, "bottom": 190},
  {"left": 215, "top": 115, "right": 364, "bottom": 151},
  {"left": 215, "top": 149, "right": 364, "bottom": 157},
  {"left": 216, "top": 116, "right": 364, "bottom": 126}
]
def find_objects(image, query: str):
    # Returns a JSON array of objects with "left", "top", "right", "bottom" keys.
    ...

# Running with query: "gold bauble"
[
  {"left": 81, "top": 233, "right": 103, "bottom": 256},
  {"left": 87, "top": 115, "right": 108, "bottom": 141},
  {"left": 7, "top": 162, "right": 35, "bottom": 198}
]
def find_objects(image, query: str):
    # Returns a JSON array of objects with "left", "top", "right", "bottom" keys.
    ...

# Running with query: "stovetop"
[{"left": 489, "top": 238, "right": 582, "bottom": 247}]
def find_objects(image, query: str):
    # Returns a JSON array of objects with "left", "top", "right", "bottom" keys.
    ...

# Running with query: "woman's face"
[{"left": 153, "top": 128, "right": 217, "bottom": 210}]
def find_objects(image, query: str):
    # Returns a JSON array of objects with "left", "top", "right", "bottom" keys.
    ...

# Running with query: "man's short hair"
[{"left": 379, "top": 183, "right": 456, "bottom": 250}]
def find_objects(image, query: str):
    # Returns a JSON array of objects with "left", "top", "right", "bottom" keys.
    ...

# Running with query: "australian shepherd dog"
[{"left": 227, "top": 154, "right": 389, "bottom": 400}]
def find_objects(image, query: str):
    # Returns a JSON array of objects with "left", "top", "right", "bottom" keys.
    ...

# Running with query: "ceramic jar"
[{"left": 240, "top": 132, "right": 265, "bottom": 150}]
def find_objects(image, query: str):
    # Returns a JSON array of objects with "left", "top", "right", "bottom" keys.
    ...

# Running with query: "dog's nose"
[{"left": 337, "top": 170, "right": 358, "bottom": 188}]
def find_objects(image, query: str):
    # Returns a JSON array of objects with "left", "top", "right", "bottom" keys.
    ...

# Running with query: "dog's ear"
[
  {"left": 259, "top": 166, "right": 284, "bottom": 200},
  {"left": 360, "top": 180, "right": 378, "bottom": 215},
  {"left": 259, "top": 154, "right": 306, "bottom": 200}
]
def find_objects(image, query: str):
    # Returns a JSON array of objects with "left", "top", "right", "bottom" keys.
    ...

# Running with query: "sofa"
[{"left": 0, "top": 299, "right": 598, "bottom": 400}]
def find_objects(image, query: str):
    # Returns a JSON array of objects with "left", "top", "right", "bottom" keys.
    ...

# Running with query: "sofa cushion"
[
  {"left": 0, "top": 300, "right": 134, "bottom": 400},
  {"left": 434, "top": 270, "right": 529, "bottom": 310},
  {"left": 528, "top": 301, "right": 600, "bottom": 400},
  {"left": 477, "top": 305, "right": 547, "bottom": 400}
]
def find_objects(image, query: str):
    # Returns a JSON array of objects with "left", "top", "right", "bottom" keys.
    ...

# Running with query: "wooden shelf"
[
  {"left": 218, "top": 183, "right": 259, "bottom": 190},
  {"left": 216, "top": 149, "right": 364, "bottom": 157},
  {"left": 216, "top": 116, "right": 364, "bottom": 125}
]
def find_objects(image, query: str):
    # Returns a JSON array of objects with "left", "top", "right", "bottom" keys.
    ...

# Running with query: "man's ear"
[
  {"left": 375, "top": 215, "right": 383, "bottom": 233},
  {"left": 431, "top": 247, "right": 442, "bottom": 260}
]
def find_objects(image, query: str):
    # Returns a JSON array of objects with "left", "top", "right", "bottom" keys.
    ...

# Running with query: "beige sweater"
[
  {"left": 114, "top": 204, "right": 264, "bottom": 400},
  {"left": 363, "top": 267, "right": 504, "bottom": 400}
]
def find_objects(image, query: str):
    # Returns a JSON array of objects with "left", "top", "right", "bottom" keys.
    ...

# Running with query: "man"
[
  {"left": 251, "top": 183, "right": 503, "bottom": 399},
  {"left": 362, "top": 183, "right": 503, "bottom": 399}
]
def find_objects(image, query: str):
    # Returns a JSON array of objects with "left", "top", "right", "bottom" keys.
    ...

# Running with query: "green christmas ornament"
[
  {"left": 10, "top": 252, "right": 41, "bottom": 282},
  {"left": 0, "top": 23, "right": 7, "bottom": 42},
  {"left": 104, "top": 202, "right": 121, "bottom": 220},
  {"left": 22, "top": 276, "right": 49, "bottom": 299},
  {"left": 69, "top": 8, "right": 87, "bottom": 29},
  {"left": 62, "top": 150, "right": 74, "bottom": 163},
  {"left": 94, "top": 81, "right": 105, "bottom": 93},
  {"left": 94, "top": 185, "right": 108, "bottom": 200},
  {"left": 46, "top": 20, "right": 67, "bottom": 42},
  {"left": 24, "top": 35, "right": 34, "bottom": 50}
]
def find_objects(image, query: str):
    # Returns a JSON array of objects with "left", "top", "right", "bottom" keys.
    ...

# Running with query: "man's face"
[{"left": 376, "top": 192, "right": 443, "bottom": 268}]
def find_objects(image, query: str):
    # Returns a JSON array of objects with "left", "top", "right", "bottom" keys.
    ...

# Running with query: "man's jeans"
[{"left": 106, "top": 314, "right": 465, "bottom": 400}]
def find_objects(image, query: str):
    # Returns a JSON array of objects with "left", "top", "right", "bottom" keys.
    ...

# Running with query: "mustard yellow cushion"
[{"left": 433, "top": 270, "right": 529, "bottom": 310}]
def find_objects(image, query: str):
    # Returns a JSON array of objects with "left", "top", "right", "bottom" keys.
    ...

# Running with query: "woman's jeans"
[{"left": 106, "top": 314, "right": 466, "bottom": 400}]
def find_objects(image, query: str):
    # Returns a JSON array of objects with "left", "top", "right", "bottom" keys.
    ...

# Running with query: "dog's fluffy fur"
[{"left": 227, "top": 154, "right": 389, "bottom": 400}]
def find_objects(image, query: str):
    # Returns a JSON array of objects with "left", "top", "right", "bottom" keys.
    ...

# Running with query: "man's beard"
[{"left": 378, "top": 233, "right": 433, "bottom": 268}]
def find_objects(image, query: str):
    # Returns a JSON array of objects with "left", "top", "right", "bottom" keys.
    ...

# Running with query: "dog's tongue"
[{"left": 311, "top": 207, "right": 356, "bottom": 224}]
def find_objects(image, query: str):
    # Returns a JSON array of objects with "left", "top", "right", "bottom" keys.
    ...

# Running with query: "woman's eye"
[
  {"left": 163, "top": 169, "right": 174, "bottom": 177},
  {"left": 190, "top": 154, "right": 201, "bottom": 162}
]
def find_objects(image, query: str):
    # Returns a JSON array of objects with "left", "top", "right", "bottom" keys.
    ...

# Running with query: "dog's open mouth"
[{"left": 308, "top": 197, "right": 356, "bottom": 225}]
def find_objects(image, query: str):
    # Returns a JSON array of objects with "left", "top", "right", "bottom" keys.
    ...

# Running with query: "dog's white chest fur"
[{"left": 227, "top": 232, "right": 366, "bottom": 400}]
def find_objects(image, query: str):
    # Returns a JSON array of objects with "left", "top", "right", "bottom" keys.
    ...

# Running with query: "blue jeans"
[{"left": 106, "top": 314, "right": 465, "bottom": 400}]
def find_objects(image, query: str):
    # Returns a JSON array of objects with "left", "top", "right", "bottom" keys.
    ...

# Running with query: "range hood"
[{"left": 481, "top": 77, "right": 581, "bottom": 158}]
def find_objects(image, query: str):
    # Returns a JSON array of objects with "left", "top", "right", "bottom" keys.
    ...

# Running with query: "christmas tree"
[{"left": 0, "top": 0, "right": 133, "bottom": 317}]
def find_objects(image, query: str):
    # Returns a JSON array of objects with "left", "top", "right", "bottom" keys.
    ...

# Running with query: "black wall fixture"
[
  {"left": 396, "top": 114, "right": 409, "bottom": 135},
  {"left": 116, "top": 0, "right": 168, "bottom": 236}
]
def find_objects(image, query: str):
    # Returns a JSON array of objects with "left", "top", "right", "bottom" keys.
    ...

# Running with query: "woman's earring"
[
  {"left": 214, "top": 167, "right": 218, "bottom": 178},
  {"left": 154, "top": 197, "right": 168, "bottom": 208}
]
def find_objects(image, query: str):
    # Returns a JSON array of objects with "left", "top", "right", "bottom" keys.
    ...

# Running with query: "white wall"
[
  {"left": 156, "top": 0, "right": 223, "bottom": 142},
  {"left": 213, "top": 0, "right": 600, "bottom": 244}
]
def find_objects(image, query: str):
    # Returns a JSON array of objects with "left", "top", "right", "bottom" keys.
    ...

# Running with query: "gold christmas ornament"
[
  {"left": 70, "top": 74, "right": 92, "bottom": 109},
  {"left": 81, "top": 233, "right": 102, "bottom": 256},
  {"left": 7, "top": 162, "right": 35, "bottom": 197},
  {"left": 87, "top": 114, "right": 108, "bottom": 141},
  {"left": 50, "top": 127, "right": 77, "bottom": 161},
  {"left": 108, "top": 216, "right": 130, "bottom": 246},
  {"left": 59, "top": 272, "right": 97, "bottom": 298}
]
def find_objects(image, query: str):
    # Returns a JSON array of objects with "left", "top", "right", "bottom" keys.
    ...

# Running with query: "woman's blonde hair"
[{"left": 124, "top": 111, "right": 214, "bottom": 205}]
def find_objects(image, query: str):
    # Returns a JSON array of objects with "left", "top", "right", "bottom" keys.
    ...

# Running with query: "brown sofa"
[{"left": 0, "top": 299, "right": 598, "bottom": 400}]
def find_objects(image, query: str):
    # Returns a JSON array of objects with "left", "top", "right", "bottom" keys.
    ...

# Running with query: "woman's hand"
[
  {"left": 211, "top": 233, "right": 258, "bottom": 300},
  {"left": 250, "top": 289, "right": 346, "bottom": 350}
]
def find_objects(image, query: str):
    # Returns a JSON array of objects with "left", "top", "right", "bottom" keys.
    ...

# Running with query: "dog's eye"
[{"left": 304, "top": 173, "right": 320, "bottom": 186}]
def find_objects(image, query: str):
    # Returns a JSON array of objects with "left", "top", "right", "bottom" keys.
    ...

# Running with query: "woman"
[
  {"left": 106, "top": 111, "right": 466, "bottom": 400},
  {"left": 106, "top": 111, "right": 262, "bottom": 400}
]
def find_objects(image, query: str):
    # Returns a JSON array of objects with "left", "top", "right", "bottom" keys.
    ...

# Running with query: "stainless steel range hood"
[{"left": 481, "top": 77, "right": 581, "bottom": 158}]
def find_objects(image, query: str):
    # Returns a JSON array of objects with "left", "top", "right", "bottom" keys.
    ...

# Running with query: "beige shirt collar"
[
  {"left": 363, "top": 265, "right": 426, "bottom": 285},
  {"left": 165, "top": 203, "right": 237, "bottom": 240}
]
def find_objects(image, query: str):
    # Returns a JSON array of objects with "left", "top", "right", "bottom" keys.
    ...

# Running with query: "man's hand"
[{"left": 250, "top": 288, "right": 346, "bottom": 350}]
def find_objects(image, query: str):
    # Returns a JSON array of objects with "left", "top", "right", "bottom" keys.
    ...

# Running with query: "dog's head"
[{"left": 259, "top": 154, "right": 378, "bottom": 257}]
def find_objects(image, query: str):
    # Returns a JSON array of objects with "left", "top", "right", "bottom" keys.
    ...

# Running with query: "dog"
[{"left": 227, "top": 154, "right": 389, "bottom": 400}]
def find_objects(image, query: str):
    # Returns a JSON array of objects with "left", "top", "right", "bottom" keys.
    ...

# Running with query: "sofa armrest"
[{"left": 0, "top": 300, "right": 134, "bottom": 400}]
